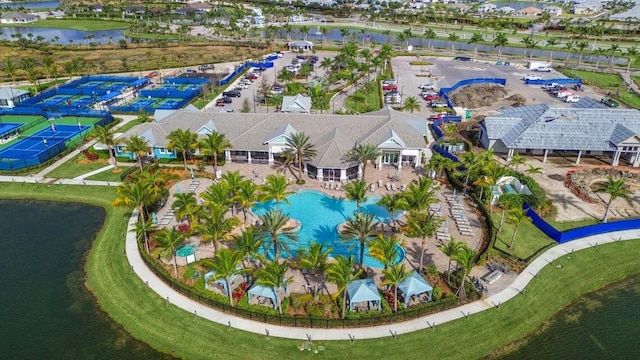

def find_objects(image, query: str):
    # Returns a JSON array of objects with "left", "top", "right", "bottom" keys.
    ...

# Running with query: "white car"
[
  {"left": 523, "top": 74, "right": 542, "bottom": 81},
  {"left": 534, "top": 67, "right": 553, "bottom": 72},
  {"left": 419, "top": 83, "right": 436, "bottom": 90},
  {"left": 236, "top": 83, "right": 249, "bottom": 89},
  {"left": 565, "top": 95, "right": 581, "bottom": 103}
]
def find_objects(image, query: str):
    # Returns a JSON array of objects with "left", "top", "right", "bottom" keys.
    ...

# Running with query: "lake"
[
  {"left": 0, "top": 26, "right": 125, "bottom": 44},
  {"left": 1, "top": 0, "right": 60, "bottom": 9},
  {"left": 498, "top": 273, "right": 640, "bottom": 359},
  {"left": 0, "top": 199, "right": 172, "bottom": 360}
]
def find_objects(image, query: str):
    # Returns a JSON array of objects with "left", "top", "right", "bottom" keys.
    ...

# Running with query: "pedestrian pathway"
[
  {"left": 74, "top": 165, "right": 114, "bottom": 180},
  {"left": 124, "top": 207, "right": 640, "bottom": 340}
]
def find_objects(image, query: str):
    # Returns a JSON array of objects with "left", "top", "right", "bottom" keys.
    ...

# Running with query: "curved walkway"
[{"left": 124, "top": 208, "right": 640, "bottom": 341}]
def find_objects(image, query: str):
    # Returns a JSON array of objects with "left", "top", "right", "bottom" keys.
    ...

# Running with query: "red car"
[
  {"left": 423, "top": 94, "right": 440, "bottom": 101},
  {"left": 429, "top": 113, "right": 447, "bottom": 121},
  {"left": 383, "top": 84, "right": 397, "bottom": 91}
]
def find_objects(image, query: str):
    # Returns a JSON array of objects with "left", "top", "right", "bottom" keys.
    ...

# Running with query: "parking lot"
[
  {"left": 391, "top": 56, "right": 605, "bottom": 118},
  {"left": 206, "top": 51, "right": 335, "bottom": 114}
]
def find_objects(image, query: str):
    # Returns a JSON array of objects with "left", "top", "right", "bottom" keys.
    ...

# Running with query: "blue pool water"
[
  {"left": 176, "top": 244, "right": 197, "bottom": 257},
  {"left": 252, "top": 190, "right": 405, "bottom": 268}
]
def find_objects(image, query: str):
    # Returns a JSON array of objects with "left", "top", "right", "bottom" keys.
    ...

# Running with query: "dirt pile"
[{"left": 448, "top": 84, "right": 509, "bottom": 108}]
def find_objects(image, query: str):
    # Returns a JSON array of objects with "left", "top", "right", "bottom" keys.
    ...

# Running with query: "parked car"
[
  {"left": 235, "top": 84, "right": 249, "bottom": 90},
  {"left": 431, "top": 102, "right": 448, "bottom": 108},
  {"left": 453, "top": 56, "right": 471, "bottom": 61},
  {"left": 185, "top": 68, "right": 197, "bottom": 73},
  {"left": 565, "top": 95, "right": 581, "bottom": 103},
  {"left": 523, "top": 74, "right": 542, "bottom": 81},
  {"left": 423, "top": 94, "right": 440, "bottom": 101},
  {"left": 534, "top": 66, "right": 553, "bottom": 72},
  {"left": 556, "top": 90, "right": 572, "bottom": 99},
  {"left": 276, "top": 51, "right": 284, "bottom": 57},
  {"left": 419, "top": 83, "right": 436, "bottom": 90},
  {"left": 222, "top": 90, "right": 241, "bottom": 97},
  {"left": 601, "top": 97, "right": 620, "bottom": 108},
  {"left": 429, "top": 113, "right": 447, "bottom": 121},
  {"left": 216, "top": 97, "right": 232, "bottom": 106}
]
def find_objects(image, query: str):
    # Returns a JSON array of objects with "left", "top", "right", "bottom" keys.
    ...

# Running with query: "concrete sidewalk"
[{"left": 124, "top": 207, "right": 640, "bottom": 340}]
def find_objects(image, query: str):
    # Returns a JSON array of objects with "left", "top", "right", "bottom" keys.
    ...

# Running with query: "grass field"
[
  {"left": 1, "top": 19, "right": 129, "bottom": 31},
  {"left": 86, "top": 167, "right": 129, "bottom": 182},
  {"left": 344, "top": 82, "right": 382, "bottom": 113},
  {"left": 1, "top": 183, "right": 640, "bottom": 359},
  {"left": 556, "top": 68, "right": 640, "bottom": 109},
  {"left": 45, "top": 154, "right": 110, "bottom": 178}
]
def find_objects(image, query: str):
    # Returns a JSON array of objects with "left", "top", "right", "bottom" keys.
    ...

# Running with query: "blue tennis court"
[
  {"left": 0, "top": 124, "right": 88, "bottom": 159},
  {"left": 0, "top": 123, "right": 22, "bottom": 137},
  {"left": 30, "top": 124, "right": 90, "bottom": 139}
]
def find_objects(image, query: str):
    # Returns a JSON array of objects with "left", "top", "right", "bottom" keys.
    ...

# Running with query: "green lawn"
[
  {"left": 45, "top": 154, "right": 110, "bottom": 179},
  {"left": 2, "top": 19, "right": 129, "bottom": 31},
  {"left": 493, "top": 216, "right": 599, "bottom": 261},
  {"left": 2, "top": 183, "right": 640, "bottom": 359},
  {"left": 556, "top": 68, "right": 640, "bottom": 109},
  {"left": 344, "top": 82, "right": 382, "bottom": 113},
  {"left": 86, "top": 167, "right": 129, "bottom": 182},
  {"left": 115, "top": 118, "right": 146, "bottom": 133}
]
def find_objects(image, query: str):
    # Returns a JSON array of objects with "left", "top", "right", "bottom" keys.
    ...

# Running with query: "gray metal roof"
[
  {"left": 121, "top": 107, "right": 428, "bottom": 168},
  {"left": 483, "top": 105, "right": 640, "bottom": 151},
  {"left": 572, "top": 96, "right": 607, "bottom": 109},
  {"left": 0, "top": 87, "right": 29, "bottom": 99}
]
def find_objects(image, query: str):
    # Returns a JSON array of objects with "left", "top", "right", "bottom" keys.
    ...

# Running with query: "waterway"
[
  {"left": 1, "top": 0, "right": 60, "bottom": 9},
  {"left": 498, "top": 273, "right": 640, "bottom": 359},
  {"left": 0, "top": 199, "right": 171, "bottom": 359}
]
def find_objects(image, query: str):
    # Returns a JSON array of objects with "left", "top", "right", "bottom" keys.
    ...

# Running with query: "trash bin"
[
  {"left": 465, "top": 109, "right": 472, "bottom": 119},
  {"left": 496, "top": 61, "right": 503, "bottom": 66}
]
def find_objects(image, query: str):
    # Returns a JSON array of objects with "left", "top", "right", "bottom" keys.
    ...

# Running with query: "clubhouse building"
[
  {"left": 116, "top": 107, "right": 430, "bottom": 182},
  {"left": 479, "top": 104, "right": 640, "bottom": 167}
]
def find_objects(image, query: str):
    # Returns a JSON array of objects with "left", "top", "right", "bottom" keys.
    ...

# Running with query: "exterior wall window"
[
  {"left": 307, "top": 164, "right": 317, "bottom": 179},
  {"left": 322, "top": 168, "right": 340, "bottom": 182},
  {"left": 381, "top": 152, "right": 399, "bottom": 165},
  {"left": 346, "top": 166, "right": 358, "bottom": 180}
]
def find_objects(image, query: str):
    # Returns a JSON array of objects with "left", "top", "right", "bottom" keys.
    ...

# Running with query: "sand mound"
[{"left": 448, "top": 84, "right": 509, "bottom": 108}]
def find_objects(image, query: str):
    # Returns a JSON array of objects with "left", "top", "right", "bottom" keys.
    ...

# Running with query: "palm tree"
[
  {"left": 344, "top": 180, "right": 368, "bottom": 212},
  {"left": 595, "top": 47, "right": 607, "bottom": 69},
  {"left": 340, "top": 28, "right": 350, "bottom": 44},
  {"left": 625, "top": 46, "right": 638, "bottom": 74},
  {"left": 260, "top": 174, "right": 294, "bottom": 207},
  {"left": 112, "top": 180, "right": 153, "bottom": 253},
  {"left": 233, "top": 226, "right": 264, "bottom": 269},
  {"left": 439, "top": 238, "right": 463, "bottom": 284},
  {"left": 171, "top": 192, "right": 201, "bottom": 225},
  {"left": 508, "top": 152, "right": 526, "bottom": 172},
  {"left": 369, "top": 235, "right": 400, "bottom": 270},
  {"left": 346, "top": 144, "right": 381, "bottom": 181},
  {"left": 468, "top": 32, "right": 483, "bottom": 61},
  {"left": 123, "top": 135, "right": 150, "bottom": 171},
  {"left": 339, "top": 212, "right": 378, "bottom": 269},
  {"left": 155, "top": 226, "right": 186, "bottom": 279},
  {"left": 506, "top": 207, "right": 531, "bottom": 249},
  {"left": 376, "top": 193, "right": 408, "bottom": 227},
  {"left": 257, "top": 209, "right": 298, "bottom": 260},
  {"left": 255, "top": 260, "right": 293, "bottom": 315},
  {"left": 493, "top": 32, "right": 508, "bottom": 60},
  {"left": 403, "top": 211, "right": 441, "bottom": 273},
  {"left": 545, "top": 37, "right": 559, "bottom": 61},
  {"left": 453, "top": 244, "right": 476, "bottom": 300},
  {"left": 608, "top": 44, "right": 620, "bottom": 68},
  {"left": 3, "top": 58, "right": 18, "bottom": 83},
  {"left": 326, "top": 255, "right": 363, "bottom": 319},
  {"left": 404, "top": 176, "right": 439, "bottom": 213},
  {"left": 237, "top": 180, "right": 259, "bottom": 223},
  {"left": 525, "top": 164, "right": 542, "bottom": 175},
  {"left": 198, "top": 131, "right": 232, "bottom": 178},
  {"left": 594, "top": 176, "right": 631, "bottom": 223},
  {"left": 297, "top": 242, "right": 332, "bottom": 300},
  {"left": 201, "top": 248, "right": 245, "bottom": 306},
  {"left": 195, "top": 205, "right": 238, "bottom": 252},
  {"left": 427, "top": 153, "right": 455, "bottom": 179},
  {"left": 447, "top": 33, "right": 460, "bottom": 54},
  {"left": 167, "top": 128, "right": 198, "bottom": 171},
  {"left": 382, "top": 263, "right": 409, "bottom": 312},
  {"left": 401, "top": 96, "right": 421, "bottom": 113},
  {"left": 320, "top": 26, "right": 329, "bottom": 46},
  {"left": 91, "top": 125, "right": 119, "bottom": 169},
  {"left": 202, "top": 181, "right": 233, "bottom": 211},
  {"left": 281, "top": 132, "right": 316, "bottom": 182},
  {"left": 576, "top": 41, "right": 589, "bottom": 65},
  {"left": 424, "top": 28, "right": 437, "bottom": 51},
  {"left": 132, "top": 219, "right": 156, "bottom": 252},
  {"left": 220, "top": 170, "right": 245, "bottom": 216}
]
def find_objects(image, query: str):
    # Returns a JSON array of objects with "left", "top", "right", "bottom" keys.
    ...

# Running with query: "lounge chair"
[
  {"left": 385, "top": 183, "right": 391, "bottom": 191},
  {"left": 390, "top": 183, "right": 396, "bottom": 191},
  {"left": 370, "top": 183, "right": 376, "bottom": 192},
  {"left": 378, "top": 179, "right": 383, "bottom": 188},
  {"left": 324, "top": 182, "right": 329, "bottom": 189}
]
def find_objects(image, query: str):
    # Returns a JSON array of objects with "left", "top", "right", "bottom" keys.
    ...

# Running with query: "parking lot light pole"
[{"left": 401, "top": 85, "right": 405, "bottom": 98}]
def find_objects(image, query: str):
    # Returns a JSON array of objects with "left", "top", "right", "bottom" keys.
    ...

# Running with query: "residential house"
[
  {"left": 478, "top": 3, "right": 497, "bottom": 14},
  {"left": 516, "top": 7, "right": 542, "bottom": 16},
  {"left": 0, "top": 12, "right": 38, "bottom": 24},
  {"left": 288, "top": 40, "right": 313, "bottom": 51},
  {"left": 498, "top": 6, "right": 516, "bottom": 15},
  {"left": 543, "top": 5, "right": 563, "bottom": 17},
  {"left": 91, "top": 4, "right": 104, "bottom": 13},
  {"left": 571, "top": 0, "right": 604, "bottom": 14},
  {"left": 478, "top": 103, "right": 640, "bottom": 167},
  {"left": 116, "top": 106, "right": 431, "bottom": 182}
]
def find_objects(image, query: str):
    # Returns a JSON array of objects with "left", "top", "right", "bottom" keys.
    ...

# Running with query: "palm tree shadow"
[
  {"left": 312, "top": 225, "right": 338, "bottom": 246},
  {"left": 320, "top": 195, "right": 347, "bottom": 219},
  {"left": 549, "top": 192, "right": 599, "bottom": 220},
  {"left": 403, "top": 241, "right": 435, "bottom": 271}
]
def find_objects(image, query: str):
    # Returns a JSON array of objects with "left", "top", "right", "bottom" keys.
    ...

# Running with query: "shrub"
[
  {"left": 177, "top": 222, "right": 191, "bottom": 233},
  {"left": 432, "top": 286, "right": 443, "bottom": 301}
]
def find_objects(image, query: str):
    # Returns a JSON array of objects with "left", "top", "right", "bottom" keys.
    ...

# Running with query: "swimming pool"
[
  {"left": 176, "top": 244, "right": 197, "bottom": 257},
  {"left": 251, "top": 190, "right": 404, "bottom": 268}
]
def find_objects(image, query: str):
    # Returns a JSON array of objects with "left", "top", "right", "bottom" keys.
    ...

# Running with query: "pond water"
[
  {"left": 499, "top": 273, "right": 640, "bottom": 359},
  {"left": 1, "top": 0, "right": 60, "bottom": 9},
  {"left": 0, "top": 26, "right": 125, "bottom": 44},
  {"left": 0, "top": 199, "right": 172, "bottom": 360}
]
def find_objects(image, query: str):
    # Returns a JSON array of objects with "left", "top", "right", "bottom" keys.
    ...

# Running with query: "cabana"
[
  {"left": 398, "top": 271, "right": 433, "bottom": 306},
  {"left": 248, "top": 284, "right": 279, "bottom": 310},
  {"left": 347, "top": 278, "right": 381, "bottom": 312},
  {"left": 203, "top": 270, "right": 245, "bottom": 294}
]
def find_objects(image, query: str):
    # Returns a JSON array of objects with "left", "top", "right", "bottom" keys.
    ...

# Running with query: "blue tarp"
[
  {"left": 398, "top": 271, "right": 433, "bottom": 306},
  {"left": 347, "top": 278, "right": 381, "bottom": 311}
]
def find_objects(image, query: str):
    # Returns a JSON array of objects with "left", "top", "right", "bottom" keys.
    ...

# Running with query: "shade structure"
[
  {"left": 203, "top": 270, "right": 244, "bottom": 295},
  {"left": 398, "top": 271, "right": 433, "bottom": 306},
  {"left": 347, "top": 278, "right": 381, "bottom": 311},
  {"left": 247, "top": 284, "right": 278, "bottom": 310}
]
